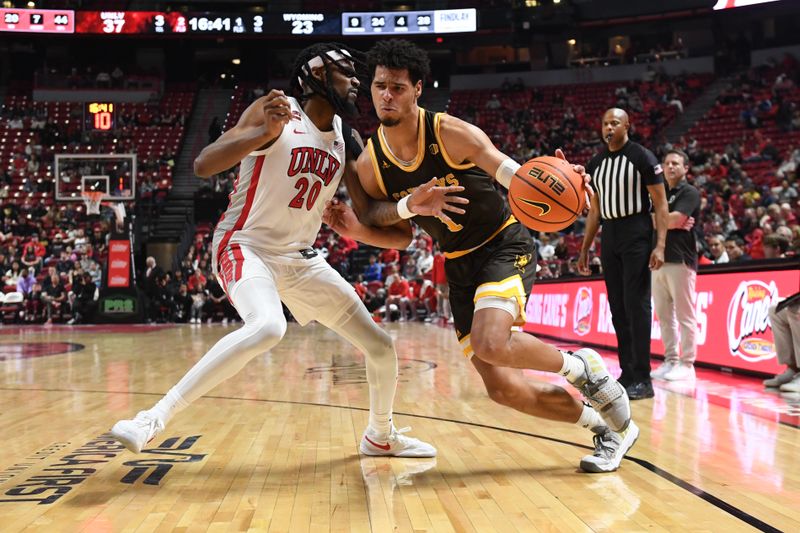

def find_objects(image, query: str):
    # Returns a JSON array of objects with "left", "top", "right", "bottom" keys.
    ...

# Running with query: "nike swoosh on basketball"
[
  {"left": 364, "top": 436, "right": 391, "bottom": 451},
  {"left": 520, "top": 198, "right": 551, "bottom": 215},
  {"left": 293, "top": 129, "right": 306, "bottom": 134}
]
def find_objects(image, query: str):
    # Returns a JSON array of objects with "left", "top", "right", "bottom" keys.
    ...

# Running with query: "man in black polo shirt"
[
  {"left": 650, "top": 149, "right": 701, "bottom": 382},
  {"left": 577, "top": 108, "right": 669, "bottom": 400}
]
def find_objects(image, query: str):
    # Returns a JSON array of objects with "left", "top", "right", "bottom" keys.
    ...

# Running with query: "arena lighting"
[
  {"left": 567, "top": 38, "right": 576, "bottom": 45},
  {"left": 231, "top": 58, "right": 241, "bottom": 65},
  {"left": 26, "top": 1, "right": 34, "bottom": 8}
]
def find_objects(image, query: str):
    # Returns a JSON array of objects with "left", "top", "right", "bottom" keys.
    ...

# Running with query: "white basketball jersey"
[{"left": 214, "top": 97, "right": 346, "bottom": 261}]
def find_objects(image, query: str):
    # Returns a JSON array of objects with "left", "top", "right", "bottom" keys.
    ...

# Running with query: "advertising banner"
[
  {"left": 107, "top": 239, "right": 131, "bottom": 288},
  {"left": 524, "top": 269, "right": 800, "bottom": 375}
]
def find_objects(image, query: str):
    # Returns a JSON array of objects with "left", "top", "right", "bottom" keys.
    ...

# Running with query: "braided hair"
[{"left": 289, "top": 42, "right": 365, "bottom": 118}]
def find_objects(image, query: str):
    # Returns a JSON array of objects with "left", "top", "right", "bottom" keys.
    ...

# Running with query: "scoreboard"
[
  {"left": 0, "top": 8, "right": 73, "bottom": 33},
  {"left": 0, "top": 8, "right": 476, "bottom": 36},
  {"left": 342, "top": 9, "right": 477, "bottom": 35}
]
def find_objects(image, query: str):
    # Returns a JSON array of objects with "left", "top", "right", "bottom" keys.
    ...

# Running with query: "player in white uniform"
[{"left": 110, "top": 43, "right": 466, "bottom": 458}]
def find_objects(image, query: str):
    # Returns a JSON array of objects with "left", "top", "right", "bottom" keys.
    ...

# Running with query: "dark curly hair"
[
  {"left": 289, "top": 42, "right": 365, "bottom": 116},
  {"left": 366, "top": 39, "right": 431, "bottom": 86}
]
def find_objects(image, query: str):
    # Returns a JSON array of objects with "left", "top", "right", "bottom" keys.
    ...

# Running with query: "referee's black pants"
[{"left": 600, "top": 213, "right": 653, "bottom": 385}]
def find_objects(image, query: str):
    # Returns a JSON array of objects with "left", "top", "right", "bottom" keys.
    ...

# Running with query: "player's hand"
[
  {"left": 323, "top": 198, "right": 361, "bottom": 238},
  {"left": 261, "top": 90, "right": 291, "bottom": 141},
  {"left": 680, "top": 216, "right": 695, "bottom": 231},
  {"left": 555, "top": 148, "right": 594, "bottom": 212},
  {"left": 406, "top": 177, "right": 469, "bottom": 226},
  {"left": 649, "top": 246, "right": 665, "bottom": 271},
  {"left": 576, "top": 250, "right": 591, "bottom": 276}
]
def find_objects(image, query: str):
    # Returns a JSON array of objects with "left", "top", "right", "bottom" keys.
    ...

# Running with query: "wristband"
[
  {"left": 397, "top": 195, "right": 416, "bottom": 219},
  {"left": 495, "top": 158, "right": 521, "bottom": 189}
]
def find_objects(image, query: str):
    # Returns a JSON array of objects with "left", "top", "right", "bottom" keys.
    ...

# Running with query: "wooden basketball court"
[{"left": 1, "top": 322, "right": 797, "bottom": 532}]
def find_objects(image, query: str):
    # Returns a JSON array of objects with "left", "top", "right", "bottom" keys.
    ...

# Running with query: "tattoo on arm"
[{"left": 364, "top": 200, "right": 402, "bottom": 227}]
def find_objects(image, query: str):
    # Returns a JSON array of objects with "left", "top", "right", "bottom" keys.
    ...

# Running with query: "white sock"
[
  {"left": 326, "top": 303, "right": 397, "bottom": 439},
  {"left": 149, "top": 388, "right": 190, "bottom": 426},
  {"left": 558, "top": 350, "right": 586, "bottom": 384},
  {"left": 577, "top": 404, "right": 605, "bottom": 431},
  {"left": 368, "top": 411, "right": 392, "bottom": 437}
]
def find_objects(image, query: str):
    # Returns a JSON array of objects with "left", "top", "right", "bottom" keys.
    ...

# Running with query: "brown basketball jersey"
[{"left": 367, "top": 108, "right": 512, "bottom": 256}]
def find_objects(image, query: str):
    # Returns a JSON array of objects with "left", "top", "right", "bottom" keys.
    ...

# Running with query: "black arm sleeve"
[{"left": 341, "top": 122, "right": 363, "bottom": 159}]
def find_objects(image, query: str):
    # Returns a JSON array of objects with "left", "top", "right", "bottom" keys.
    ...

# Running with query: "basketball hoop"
[{"left": 81, "top": 191, "right": 105, "bottom": 215}]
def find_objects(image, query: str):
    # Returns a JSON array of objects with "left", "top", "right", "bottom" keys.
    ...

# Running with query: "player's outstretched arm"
[
  {"left": 193, "top": 90, "right": 290, "bottom": 178},
  {"left": 353, "top": 150, "right": 467, "bottom": 227},
  {"left": 337, "top": 160, "right": 414, "bottom": 249}
]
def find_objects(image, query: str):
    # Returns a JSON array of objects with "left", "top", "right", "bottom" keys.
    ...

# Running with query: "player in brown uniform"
[{"left": 324, "top": 39, "right": 637, "bottom": 472}]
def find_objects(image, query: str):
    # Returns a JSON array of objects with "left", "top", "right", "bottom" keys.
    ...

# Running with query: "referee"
[{"left": 577, "top": 108, "right": 669, "bottom": 400}]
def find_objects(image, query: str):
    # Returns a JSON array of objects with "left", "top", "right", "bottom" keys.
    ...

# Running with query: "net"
[{"left": 81, "top": 191, "right": 105, "bottom": 215}]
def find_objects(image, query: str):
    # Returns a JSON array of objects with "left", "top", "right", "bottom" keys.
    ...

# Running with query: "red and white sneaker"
[
  {"left": 359, "top": 425, "right": 437, "bottom": 457},
  {"left": 110, "top": 410, "right": 164, "bottom": 453}
]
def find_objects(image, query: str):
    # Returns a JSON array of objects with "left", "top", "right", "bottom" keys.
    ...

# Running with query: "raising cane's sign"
[{"left": 524, "top": 269, "right": 799, "bottom": 375}]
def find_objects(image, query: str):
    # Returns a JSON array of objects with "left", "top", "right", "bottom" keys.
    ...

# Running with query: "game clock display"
[
  {"left": 84, "top": 102, "right": 116, "bottom": 132},
  {"left": 73, "top": 11, "right": 339, "bottom": 35}
]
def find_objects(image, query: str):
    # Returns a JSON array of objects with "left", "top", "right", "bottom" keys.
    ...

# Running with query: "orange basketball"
[{"left": 507, "top": 155, "right": 586, "bottom": 232}]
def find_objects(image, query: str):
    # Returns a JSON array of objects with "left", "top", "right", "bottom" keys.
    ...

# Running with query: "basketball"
[{"left": 507, "top": 156, "right": 586, "bottom": 232}]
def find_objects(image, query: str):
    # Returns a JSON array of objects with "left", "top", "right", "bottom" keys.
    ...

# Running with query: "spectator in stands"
[
  {"left": 724, "top": 236, "right": 752, "bottom": 262},
  {"left": 68, "top": 272, "right": 97, "bottom": 324},
  {"left": 706, "top": 234, "right": 729, "bottom": 263},
  {"left": 17, "top": 268, "right": 36, "bottom": 297},
  {"left": 763, "top": 234, "right": 790, "bottom": 259},
  {"left": 21, "top": 235, "right": 46, "bottom": 270},
  {"left": 764, "top": 292, "right": 800, "bottom": 391},
  {"left": 385, "top": 272, "right": 412, "bottom": 322},
  {"left": 42, "top": 272, "right": 66, "bottom": 324},
  {"left": 171, "top": 283, "right": 192, "bottom": 324},
  {"left": 96, "top": 70, "right": 111, "bottom": 88},
  {"left": 485, "top": 94, "right": 501, "bottom": 110},
  {"left": 363, "top": 254, "right": 383, "bottom": 282},
  {"left": 402, "top": 255, "right": 418, "bottom": 280},
  {"left": 416, "top": 248, "right": 433, "bottom": 277},
  {"left": 189, "top": 278, "right": 207, "bottom": 324},
  {"left": 205, "top": 273, "right": 235, "bottom": 324},
  {"left": 111, "top": 66, "right": 124, "bottom": 88},
  {"left": 187, "top": 269, "right": 207, "bottom": 293},
  {"left": 379, "top": 247, "right": 399, "bottom": 267},
  {"left": 5, "top": 261, "right": 21, "bottom": 287},
  {"left": 538, "top": 234, "right": 556, "bottom": 261}
]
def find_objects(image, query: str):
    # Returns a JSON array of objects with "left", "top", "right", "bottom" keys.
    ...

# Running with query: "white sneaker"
[
  {"left": 580, "top": 421, "right": 640, "bottom": 473},
  {"left": 571, "top": 348, "right": 631, "bottom": 432},
  {"left": 663, "top": 364, "right": 696, "bottom": 382},
  {"left": 222, "top": 318, "right": 229, "bottom": 325},
  {"left": 764, "top": 368, "right": 797, "bottom": 388},
  {"left": 651, "top": 361, "right": 678, "bottom": 380},
  {"left": 779, "top": 374, "right": 800, "bottom": 393},
  {"left": 359, "top": 425, "right": 437, "bottom": 457},
  {"left": 110, "top": 411, "right": 164, "bottom": 453}
]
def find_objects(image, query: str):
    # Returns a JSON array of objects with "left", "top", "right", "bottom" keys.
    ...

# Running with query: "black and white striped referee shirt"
[{"left": 586, "top": 141, "right": 664, "bottom": 220}]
